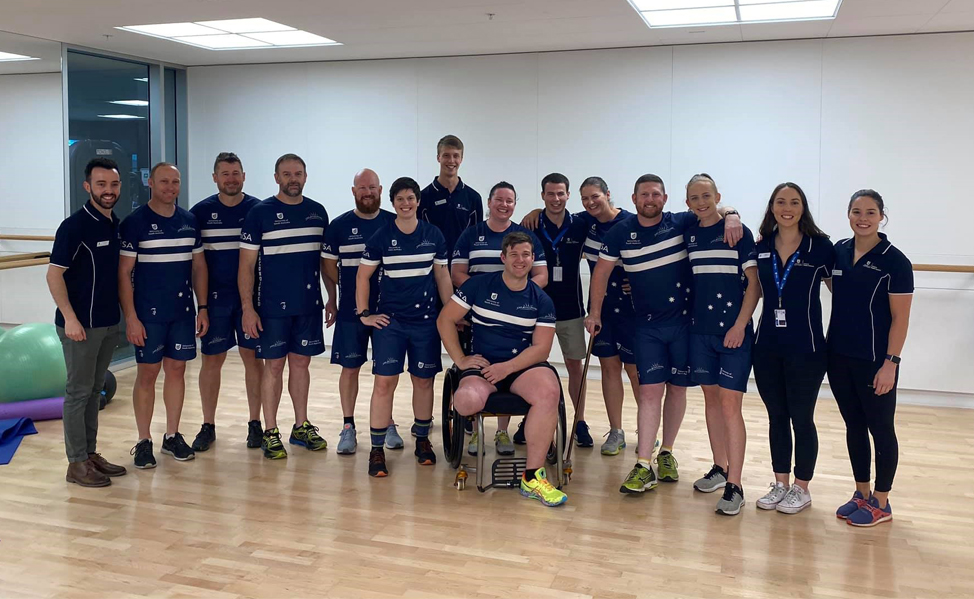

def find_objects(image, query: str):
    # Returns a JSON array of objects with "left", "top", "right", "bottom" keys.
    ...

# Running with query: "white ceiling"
[{"left": 1, "top": 0, "right": 973, "bottom": 68}]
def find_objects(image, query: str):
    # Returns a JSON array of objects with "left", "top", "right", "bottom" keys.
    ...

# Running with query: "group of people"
[{"left": 47, "top": 134, "right": 913, "bottom": 525}]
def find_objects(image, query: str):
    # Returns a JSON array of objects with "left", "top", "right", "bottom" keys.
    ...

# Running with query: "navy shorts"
[
  {"left": 330, "top": 317, "right": 371, "bottom": 369},
  {"left": 200, "top": 308, "right": 259, "bottom": 355},
  {"left": 592, "top": 308, "right": 636, "bottom": 364},
  {"left": 371, "top": 318, "right": 442, "bottom": 378},
  {"left": 256, "top": 311, "right": 325, "bottom": 360},
  {"left": 459, "top": 361, "right": 558, "bottom": 395},
  {"left": 632, "top": 321, "right": 694, "bottom": 387},
  {"left": 137, "top": 318, "right": 197, "bottom": 364},
  {"left": 689, "top": 331, "right": 753, "bottom": 393}
]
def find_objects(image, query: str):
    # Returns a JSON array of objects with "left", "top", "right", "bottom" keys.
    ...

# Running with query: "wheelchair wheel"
[{"left": 442, "top": 367, "right": 464, "bottom": 468}]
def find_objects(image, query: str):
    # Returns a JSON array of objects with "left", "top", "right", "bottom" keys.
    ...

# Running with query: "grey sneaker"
[
  {"left": 756, "top": 481, "right": 788, "bottom": 509},
  {"left": 693, "top": 464, "right": 727, "bottom": 493},
  {"left": 716, "top": 483, "right": 745, "bottom": 516},
  {"left": 494, "top": 430, "right": 515, "bottom": 456},
  {"left": 336, "top": 423, "right": 357, "bottom": 455},
  {"left": 385, "top": 424, "right": 404, "bottom": 450},
  {"left": 467, "top": 431, "right": 479, "bottom": 456},
  {"left": 600, "top": 429, "right": 627, "bottom": 456},
  {"left": 776, "top": 484, "right": 811, "bottom": 514}
]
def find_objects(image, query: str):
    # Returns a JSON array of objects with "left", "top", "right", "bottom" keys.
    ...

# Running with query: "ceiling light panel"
[
  {"left": 116, "top": 18, "right": 342, "bottom": 50},
  {"left": 739, "top": 0, "right": 839, "bottom": 21},
  {"left": 643, "top": 6, "right": 739, "bottom": 26},
  {"left": 121, "top": 22, "right": 223, "bottom": 37},
  {"left": 0, "top": 51, "right": 39, "bottom": 62},
  {"left": 631, "top": 0, "right": 842, "bottom": 27},
  {"left": 632, "top": 0, "right": 732, "bottom": 10},
  {"left": 194, "top": 18, "right": 294, "bottom": 33},
  {"left": 109, "top": 100, "right": 150, "bottom": 106},
  {"left": 174, "top": 34, "right": 271, "bottom": 49},
  {"left": 244, "top": 30, "right": 339, "bottom": 46}
]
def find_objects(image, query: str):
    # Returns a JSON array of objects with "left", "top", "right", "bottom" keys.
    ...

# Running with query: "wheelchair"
[{"left": 441, "top": 364, "right": 568, "bottom": 492}]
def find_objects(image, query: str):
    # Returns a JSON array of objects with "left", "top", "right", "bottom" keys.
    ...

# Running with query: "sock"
[
  {"left": 164, "top": 433, "right": 174, "bottom": 440},
  {"left": 370, "top": 427, "right": 387, "bottom": 449},
  {"left": 343, "top": 416, "right": 355, "bottom": 428},
  {"left": 661, "top": 446, "right": 673, "bottom": 454},
  {"left": 413, "top": 418, "right": 432, "bottom": 440},
  {"left": 524, "top": 467, "right": 539, "bottom": 481},
  {"left": 637, "top": 457, "right": 652, "bottom": 467}
]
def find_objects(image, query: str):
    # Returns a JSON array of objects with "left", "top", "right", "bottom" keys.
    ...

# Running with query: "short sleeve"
[
  {"left": 536, "top": 291, "right": 557, "bottom": 328},
  {"left": 452, "top": 228, "right": 471, "bottom": 265},
  {"left": 888, "top": 251, "right": 914, "bottom": 295},
  {"left": 672, "top": 210, "right": 698, "bottom": 232},
  {"left": 821, "top": 237, "right": 837, "bottom": 278},
  {"left": 321, "top": 220, "right": 339, "bottom": 260},
  {"left": 599, "top": 227, "right": 621, "bottom": 262},
  {"left": 240, "top": 207, "right": 262, "bottom": 251},
  {"left": 360, "top": 228, "right": 383, "bottom": 267},
  {"left": 529, "top": 231, "right": 547, "bottom": 266},
  {"left": 452, "top": 276, "right": 478, "bottom": 311},
  {"left": 739, "top": 227, "right": 757, "bottom": 271},
  {"left": 50, "top": 218, "right": 79, "bottom": 269},
  {"left": 472, "top": 189, "right": 484, "bottom": 223},
  {"left": 190, "top": 213, "right": 204, "bottom": 254},
  {"left": 119, "top": 215, "right": 139, "bottom": 259},
  {"left": 433, "top": 228, "right": 449, "bottom": 266}
]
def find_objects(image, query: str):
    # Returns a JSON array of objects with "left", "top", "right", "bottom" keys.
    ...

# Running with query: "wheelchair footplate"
[{"left": 488, "top": 457, "right": 526, "bottom": 490}]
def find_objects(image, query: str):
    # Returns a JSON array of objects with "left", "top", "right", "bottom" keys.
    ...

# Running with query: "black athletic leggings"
[
  {"left": 752, "top": 346, "right": 826, "bottom": 481},
  {"left": 826, "top": 352, "right": 899, "bottom": 493}
]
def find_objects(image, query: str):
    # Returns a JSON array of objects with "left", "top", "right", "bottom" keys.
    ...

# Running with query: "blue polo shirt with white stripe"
[
  {"left": 754, "top": 233, "right": 836, "bottom": 354},
  {"left": 536, "top": 211, "right": 587, "bottom": 320},
  {"left": 419, "top": 177, "right": 483, "bottom": 256},
  {"left": 190, "top": 193, "right": 260, "bottom": 315},
  {"left": 50, "top": 202, "right": 121, "bottom": 329},
  {"left": 360, "top": 220, "right": 448, "bottom": 322},
  {"left": 582, "top": 209, "right": 635, "bottom": 316},
  {"left": 685, "top": 219, "right": 757, "bottom": 335},
  {"left": 239, "top": 196, "right": 329, "bottom": 319},
  {"left": 452, "top": 271, "right": 557, "bottom": 364},
  {"left": 599, "top": 211, "right": 697, "bottom": 325},
  {"left": 828, "top": 233, "right": 913, "bottom": 362},
  {"left": 321, "top": 208, "right": 396, "bottom": 320},
  {"left": 452, "top": 221, "right": 546, "bottom": 276},
  {"left": 119, "top": 204, "right": 203, "bottom": 323}
]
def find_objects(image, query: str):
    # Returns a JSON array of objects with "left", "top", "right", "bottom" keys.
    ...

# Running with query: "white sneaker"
[
  {"left": 776, "top": 484, "right": 811, "bottom": 514},
  {"left": 756, "top": 481, "right": 789, "bottom": 510}
]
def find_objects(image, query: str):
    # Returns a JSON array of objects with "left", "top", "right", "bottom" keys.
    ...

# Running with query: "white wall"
[
  {"left": 0, "top": 72, "right": 64, "bottom": 326},
  {"left": 187, "top": 32, "right": 974, "bottom": 401}
]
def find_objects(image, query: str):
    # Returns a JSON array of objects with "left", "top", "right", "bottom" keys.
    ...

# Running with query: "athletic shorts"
[
  {"left": 330, "top": 317, "right": 372, "bottom": 368},
  {"left": 200, "top": 308, "right": 259, "bottom": 355},
  {"left": 371, "top": 318, "right": 442, "bottom": 378},
  {"left": 136, "top": 317, "right": 197, "bottom": 364},
  {"left": 592, "top": 309, "right": 635, "bottom": 364},
  {"left": 459, "top": 361, "right": 558, "bottom": 395},
  {"left": 632, "top": 321, "right": 694, "bottom": 387},
  {"left": 255, "top": 311, "right": 325, "bottom": 360},
  {"left": 689, "top": 330, "right": 753, "bottom": 393},
  {"left": 555, "top": 318, "right": 586, "bottom": 361}
]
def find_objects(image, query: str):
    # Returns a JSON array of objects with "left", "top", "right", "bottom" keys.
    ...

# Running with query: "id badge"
[
  {"left": 553, "top": 266, "right": 563, "bottom": 282},
  {"left": 774, "top": 309, "right": 787, "bottom": 328}
]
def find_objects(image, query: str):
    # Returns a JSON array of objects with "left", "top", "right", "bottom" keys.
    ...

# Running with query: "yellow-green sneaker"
[
  {"left": 520, "top": 468, "right": 567, "bottom": 506},
  {"left": 656, "top": 450, "right": 679, "bottom": 482},
  {"left": 290, "top": 421, "right": 327, "bottom": 451},
  {"left": 261, "top": 428, "right": 288, "bottom": 460},
  {"left": 620, "top": 463, "right": 657, "bottom": 494}
]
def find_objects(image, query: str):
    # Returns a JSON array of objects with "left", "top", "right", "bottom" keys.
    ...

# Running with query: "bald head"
[{"left": 352, "top": 168, "right": 382, "bottom": 215}]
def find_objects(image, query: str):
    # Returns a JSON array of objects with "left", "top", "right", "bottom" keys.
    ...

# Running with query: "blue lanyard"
[
  {"left": 539, "top": 211, "right": 572, "bottom": 266},
  {"left": 772, "top": 246, "right": 800, "bottom": 308}
]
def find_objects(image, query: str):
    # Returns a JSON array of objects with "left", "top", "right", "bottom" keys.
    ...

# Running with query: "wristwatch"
[
  {"left": 356, "top": 309, "right": 371, "bottom": 318},
  {"left": 723, "top": 209, "right": 740, "bottom": 217},
  {"left": 197, "top": 305, "right": 208, "bottom": 311},
  {"left": 885, "top": 354, "right": 901, "bottom": 365}
]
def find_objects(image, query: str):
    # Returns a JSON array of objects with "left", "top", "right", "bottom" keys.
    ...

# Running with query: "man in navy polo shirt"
[
  {"left": 419, "top": 134, "right": 483, "bottom": 257},
  {"left": 119, "top": 163, "right": 209, "bottom": 469},
  {"left": 47, "top": 158, "right": 127, "bottom": 487},
  {"left": 188, "top": 152, "right": 263, "bottom": 452}
]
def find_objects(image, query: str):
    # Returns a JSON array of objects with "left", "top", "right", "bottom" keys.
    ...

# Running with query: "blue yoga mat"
[{"left": 0, "top": 417, "right": 38, "bottom": 465}]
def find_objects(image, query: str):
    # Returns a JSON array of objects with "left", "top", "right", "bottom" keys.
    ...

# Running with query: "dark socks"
[
  {"left": 343, "top": 416, "right": 355, "bottom": 428},
  {"left": 370, "top": 427, "right": 387, "bottom": 449},
  {"left": 413, "top": 418, "right": 432, "bottom": 440}
]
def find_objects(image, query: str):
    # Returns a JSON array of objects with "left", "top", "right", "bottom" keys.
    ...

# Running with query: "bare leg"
[
  {"left": 161, "top": 358, "right": 187, "bottom": 435},
  {"left": 239, "top": 348, "right": 263, "bottom": 421},
  {"left": 720, "top": 387, "right": 746, "bottom": 486},
  {"left": 198, "top": 352, "right": 226, "bottom": 424},
  {"left": 339, "top": 366, "right": 361, "bottom": 418},
  {"left": 261, "top": 357, "right": 286, "bottom": 430},
  {"left": 599, "top": 356, "right": 625, "bottom": 430},
  {"left": 636, "top": 382, "right": 665, "bottom": 458},
  {"left": 661, "top": 383, "right": 688, "bottom": 450},
  {"left": 510, "top": 370, "right": 561, "bottom": 470},
  {"left": 287, "top": 353, "right": 311, "bottom": 425},
  {"left": 564, "top": 358, "right": 583, "bottom": 418},
  {"left": 369, "top": 375, "right": 400, "bottom": 430},
  {"left": 133, "top": 362, "right": 162, "bottom": 440},
  {"left": 702, "top": 384, "right": 728, "bottom": 470},
  {"left": 410, "top": 375, "right": 434, "bottom": 421}
]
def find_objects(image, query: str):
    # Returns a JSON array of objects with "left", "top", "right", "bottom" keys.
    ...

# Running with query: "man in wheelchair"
[{"left": 437, "top": 232, "right": 568, "bottom": 506}]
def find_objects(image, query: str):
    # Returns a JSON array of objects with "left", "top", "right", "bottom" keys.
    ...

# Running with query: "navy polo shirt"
[
  {"left": 190, "top": 193, "right": 260, "bottom": 315},
  {"left": 50, "top": 202, "right": 121, "bottom": 329},
  {"left": 828, "top": 233, "right": 913, "bottom": 362},
  {"left": 754, "top": 233, "right": 836, "bottom": 354},
  {"left": 685, "top": 219, "right": 757, "bottom": 335},
  {"left": 537, "top": 210, "right": 587, "bottom": 320},
  {"left": 419, "top": 177, "right": 483, "bottom": 256}
]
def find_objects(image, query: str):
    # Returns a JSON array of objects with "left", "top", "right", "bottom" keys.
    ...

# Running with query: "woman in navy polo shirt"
[
  {"left": 752, "top": 183, "right": 834, "bottom": 515},
  {"left": 828, "top": 189, "right": 913, "bottom": 528}
]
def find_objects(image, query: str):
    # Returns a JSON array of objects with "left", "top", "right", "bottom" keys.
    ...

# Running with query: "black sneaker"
[
  {"left": 261, "top": 428, "right": 287, "bottom": 460},
  {"left": 130, "top": 439, "right": 156, "bottom": 469},
  {"left": 574, "top": 420, "right": 594, "bottom": 448},
  {"left": 513, "top": 418, "right": 527, "bottom": 445},
  {"left": 161, "top": 432, "right": 196, "bottom": 461},
  {"left": 246, "top": 420, "right": 263, "bottom": 449},
  {"left": 414, "top": 438, "right": 436, "bottom": 465},
  {"left": 368, "top": 447, "right": 388, "bottom": 477},
  {"left": 192, "top": 423, "right": 216, "bottom": 451}
]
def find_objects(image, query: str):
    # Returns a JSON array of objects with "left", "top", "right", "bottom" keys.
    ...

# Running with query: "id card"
[
  {"left": 553, "top": 266, "right": 563, "bottom": 282},
  {"left": 774, "top": 309, "right": 787, "bottom": 328}
]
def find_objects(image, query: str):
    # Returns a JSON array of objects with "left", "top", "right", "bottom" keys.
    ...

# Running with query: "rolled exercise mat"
[
  {"left": 0, "top": 397, "right": 64, "bottom": 421},
  {"left": 0, "top": 417, "right": 38, "bottom": 465}
]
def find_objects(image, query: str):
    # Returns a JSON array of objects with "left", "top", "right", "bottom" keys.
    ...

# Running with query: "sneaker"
[
  {"left": 336, "top": 423, "right": 357, "bottom": 455},
  {"left": 756, "top": 482, "right": 789, "bottom": 510},
  {"left": 495, "top": 430, "right": 515, "bottom": 456},
  {"left": 368, "top": 447, "right": 388, "bottom": 477},
  {"left": 574, "top": 421, "right": 594, "bottom": 448},
  {"left": 847, "top": 495, "right": 892, "bottom": 527},
  {"left": 191, "top": 423, "right": 216, "bottom": 452},
  {"left": 385, "top": 424, "right": 404, "bottom": 450},
  {"left": 467, "top": 430, "right": 479, "bottom": 456},
  {"left": 836, "top": 490, "right": 868, "bottom": 519},
  {"left": 130, "top": 439, "right": 156, "bottom": 469},
  {"left": 777, "top": 484, "right": 812, "bottom": 514},
  {"left": 261, "top": 428, "right": 288, "bottom": 460},
  {"left": 464, "top": 419, "right": 473, "bottom": 434},
  {"left": 415, "top": 438, "right": 436, "bottom": 465},
  {"left": 620, "top": 463, "right": 657, "bottom": 494},
  {"left": 289, "top": 421, "right": 327, "bottom": 451},
  {"left": 716, "top": 483, "right": 745, "bottom": 516},
  {"left": 600, "top": 429, "right": 627, "bottom": 456},
  {"left": 520, "top": 467, "right": 568, "bottom": 506},
  {"left": 693, "top": 464, "right": 727, "bottom": 493},
  {"left": 655, "top": 450, "right": 679, "bottom": 482},
  {"left": 246, "top": 420, "right": 263, "bottom": 449},
  {"left": 161, "top": 432, "right": 195, "bottom": 461},
  {"left": 513, "top": 419, "right": 526, "bottom": 445},
  {"left": 410, "top": 419, "right": 434, "bottom": 437}
]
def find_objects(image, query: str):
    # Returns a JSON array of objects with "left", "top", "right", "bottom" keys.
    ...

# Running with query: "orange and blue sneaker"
[
  {"left": 519, "top": 467, "right": 567, "bottom": 507},
  {"left": 835, "top": 490, "right": 868, "bottom": 519},
  {"left": 847, "top": 495, "right": 892, "bottom": 527}
]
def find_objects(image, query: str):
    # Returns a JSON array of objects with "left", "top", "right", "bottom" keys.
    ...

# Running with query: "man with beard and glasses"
[
  {"left": 321, "top": 169, "right": 397, "bottom": 454},
  {"left": 47, "top": 158, "right": 127, "bottom": 487},
  {"left": 188, "top": 152, "right": 263, "bottom": 452},
  {"left": 239, "top": 153, "right": 335, "bottom": 460}
]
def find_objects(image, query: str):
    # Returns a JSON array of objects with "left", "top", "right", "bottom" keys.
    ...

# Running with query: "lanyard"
[
  {"left": 539, "top": 211, "right": 572, "bottom": 266},
  {"left": 772, "top": 247, "right": 800, "bottom": 309}
]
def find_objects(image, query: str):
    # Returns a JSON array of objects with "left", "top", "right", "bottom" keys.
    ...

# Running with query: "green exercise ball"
[{"left": 0, "top": 323, "right": 67, "bottom": 403}]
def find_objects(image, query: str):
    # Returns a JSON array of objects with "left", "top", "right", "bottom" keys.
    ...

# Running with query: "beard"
[
  {"left": 218, "top": 182, "right": 242, "bottom": 196},
  {"left": 90, "top": 191, "right": 118, "bottom": 210},
  {"left": 355, "top": 194, "right": 380, "bottom": 214},
  {"left": 282, "top": 183, "right": 303, "bottom": 198},
  {"left": 638, "top": 204, "right": 662, "bottom": 219}
]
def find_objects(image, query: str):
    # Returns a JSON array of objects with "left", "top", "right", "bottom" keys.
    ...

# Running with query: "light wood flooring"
[{"left": 1, "top": 353, "right": 973, "bottom": 598}]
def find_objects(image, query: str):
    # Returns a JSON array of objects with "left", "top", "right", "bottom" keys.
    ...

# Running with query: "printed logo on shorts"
[
  {"left": 153, "top": 345, "right": 164, "bottom": 354},
  {"left": 382, "top": 357, "right": 400, "bottom": 365},
  {"left": 719, "top": 368, "right": 734, "bottom": 379},
  {"left": 244, "top": 333, "right": 251, "bottom": 340},
  {"left": 151, "top": 307, "right": 157, "bottom": 316},
  {"left": 208, "top": 337, "right": 227, "bottom": 345},
  {"left": 417, "top": 361, "right": 424, "bottom": 368},
  {"left": 270, "top": 340, "right": 287, "bottom": 349},
  {"left": 694, "top": 367, "right": 709, "bottom": 374},
  {"left": 175, "top": 343, "right": 181, "bottom": 350},
  {"left": 647, "top": 363, "right": 664, "bottom": 373}
]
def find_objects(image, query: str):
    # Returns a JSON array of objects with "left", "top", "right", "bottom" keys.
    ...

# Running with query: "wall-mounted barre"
[
  {"left": 913, "top": 264, "right": 974, "bottom": 274},
  {"left": 0, "top": 257, "right": 50, "bottom": 271},
  {"left": 0, "top": 235, "right": 56, "bottom": 242}
]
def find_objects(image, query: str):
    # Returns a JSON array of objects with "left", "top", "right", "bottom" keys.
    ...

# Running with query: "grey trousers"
[{"left": 57, "top": 324, "right": 120, "bottom": 463}]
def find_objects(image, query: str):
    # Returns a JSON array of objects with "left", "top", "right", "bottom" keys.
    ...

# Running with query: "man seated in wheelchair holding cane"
[{"left": 437, "top": 231, "right": 568, "bottom": 507}]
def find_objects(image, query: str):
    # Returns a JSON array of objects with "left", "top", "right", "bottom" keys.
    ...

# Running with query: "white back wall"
[{"left": 187, "top": 32, "right": 974, "bottom": 401}]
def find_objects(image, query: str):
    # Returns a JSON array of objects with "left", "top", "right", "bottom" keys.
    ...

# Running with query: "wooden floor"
[{"left": 2, "top": 353, "right": 973, "bottom": 599}]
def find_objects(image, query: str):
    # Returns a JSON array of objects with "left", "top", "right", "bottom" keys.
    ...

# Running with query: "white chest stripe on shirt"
[
  {"left": 468, "top": 249, "right": 501, "bottom": 260},
  {"left": 383, "top": 252, "right": 436, "bottom": 265},
  {"left": 262, "top": 226, "right": 324, "bottom": 241},
  {"left": 263, "top": 242, "right": 322, "bottom": 256},
  {"left": 620, "top": 235, "right": 684, "bottom": 259},
  {"left": 139, "top": 237, "right": 196, "bottom": 249},
  {"left": 138, "top": 252, "right": 193, "bottom": 263},
  {"left": 201, "top": 228, "right": 241, "bottom": 238},
  {"left": 691, "top": 264, "right": 738, "bottom": 275},
  {"left": 384, "top": 266, "right": 433, "bottom": 278},
  {"left": 584, "top": 238, "right": 602, "bottom": 250},
  {"left": 339, "top": 243, "right": 366, "bottom": 253},
  {"left": 203, "top": 241, "right": 240, "bottom": 251},
  {"left": 622, "top": 250, "right": 687, "bottom": 273},
  {"left": 471, "top": 304, "right": 538, "bottom": 327},
  {"left": 469, "top": 264, "right": 505, "bottom": 273},
  {"left": 688, "top": 249, "right": 738, "bottom": 261},
  {"left": 471, "top": 316, "right": 502, "bottom": 327}
]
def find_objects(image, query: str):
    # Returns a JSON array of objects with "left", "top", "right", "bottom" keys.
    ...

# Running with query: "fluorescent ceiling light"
[
  {"left": 244, "top": 30, "right": 338, "bottom": 46},
  {"left": 121, "top": 22, "right": 223, "bottom": 37},
  {"left": 0, "top": 51, "right": 39, "bottom": 62},
  {"left": 117, "top": 18, "right": 342, "bottom": 50},
  {"left": 633, "top": 0, "right": 731, "bottom": 10},
  {"left": 174, "top": 34, "right": 271, "bottom": 49},
  {"left": 739, "top": 0, "right": 837, "bottom": 21},
  {"left": 631, "top": 0, "right": 841, "bottom": 27},
  {"left": 195, "top": 18, "right": 293, "bottom": 33},
  {"left": 134, "top": 77, "right": 148, "bottom": 82},
  {"left": 644, "top": 6, "right": 738, "bottom": 26},
  {"left": 108, "top": 100, "right": 149, "bottom": 107},
  {"left": 98, "top": 114, "right": 145, "bottom": 119}
]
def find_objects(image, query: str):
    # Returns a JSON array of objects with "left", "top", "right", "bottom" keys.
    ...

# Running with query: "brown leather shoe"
[
  {"left": 66, "top": 461, "right": 111, "bottom": 487},
  {"left": 88, "top": 453, "right": 127, "bottom": 477}
]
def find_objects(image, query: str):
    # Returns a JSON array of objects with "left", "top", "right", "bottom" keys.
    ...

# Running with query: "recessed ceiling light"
[
  {"left": 174, "top": 34, "right": 271, "bottom": 49},
  {"left": 0, "top": 51, "right": 40, "bottom": 62},
  {"left": 630, "top": 0, "right": 842, "bottom": 27},
  {"left": 643, "top": 5, "right": 739, "bottom": 26},
  {"left": 134, "top": 77, "right": 148, "bottom": 82},
  {"left": 632, "top": 0, "right": 731, "bottom": 10},
  {"left": 195, "top": 18, "right": 294, "bottom": 33},
  {"left": 116, "top": 18, "right": 342, "bottom": 50},
  {"left": 120, "top": 22, "right": 223, "bottom": 37},
  {"left": 739, "top": 0, "right": 838, "bottom": 22},
  {"left": 98, "top": 114, "right": 145, "bottom": 120},
  {"left": 108, "top": 100, "right": 149, "bottom": 107},
  {"left": 244, "top": 30, "right": 339, "bottom": 46}
]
